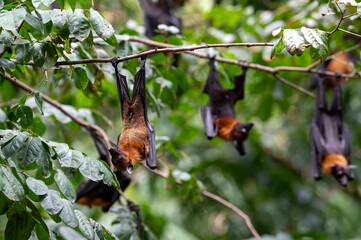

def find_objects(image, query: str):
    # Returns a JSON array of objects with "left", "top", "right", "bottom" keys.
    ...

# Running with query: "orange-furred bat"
[
  {"left": 201, "top": 58, "right": 253, "bottom": 155},
  {"left": 76, "top": 130, "right": 131, "bottom": 212},
  {"left": 310, "top": 73, "right": 354, "bottom": 186},
  {"left": 309, "top": 52, "right": 356, "bottom": 89},
  {"left": 108, "top": 56, "right": 157, "bottom": 174}
]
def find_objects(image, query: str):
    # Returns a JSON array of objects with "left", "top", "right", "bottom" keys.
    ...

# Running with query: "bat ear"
[{"left": 126, "top": 164, "right": 134, "bottom": 174}]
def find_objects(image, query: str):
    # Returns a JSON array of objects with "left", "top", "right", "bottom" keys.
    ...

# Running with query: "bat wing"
[
  {"left": 146, "top": 122, "right": 157, "bottom": 169},
  {"left": 201, "top": 102, "right": 218, "bottom": 139},
  {"left": 329, "top": 73, "right": 343, "bottom": 135},
  {"left": 341, "top": 124, "right": 354, "bottom": 180},
  {"left": 111, "top": 57, "right": 130, "bottom": 120},
  {"left": 310, "top": 122, "right": 326, "bottom": 180},
  {"left": 202, "top": 57, "right": 223, "bottom": 95},
  {"left": 231, "top": 67, "right": 247, "bottom": 102}
]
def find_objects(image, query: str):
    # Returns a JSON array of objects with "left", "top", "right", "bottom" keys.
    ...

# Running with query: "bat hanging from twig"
[
  {"left": 201, "top": 57, "right": 253, "bottom": 155},
  {"left": 76, "top": 129, "right": 131, "bottom": 212},
  {"left": 109, "top": 56, "right": 157, "bottom": 174},
  {"left": 309, "top": 52, "right": 356, "bottom": 89},
  {"left": 310, "top": 72, "right": 354, "bottom": 186}
]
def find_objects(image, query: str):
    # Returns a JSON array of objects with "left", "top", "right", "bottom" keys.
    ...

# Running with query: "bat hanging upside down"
[
  {"left": 310, "top": 72, "right": 354, "bottom": 186},
  {"left": 201, "top": 57, "right": 253, "bottom": 155},
  {"left": 109, "top": 56, "right": 157, "bottom": 174}
]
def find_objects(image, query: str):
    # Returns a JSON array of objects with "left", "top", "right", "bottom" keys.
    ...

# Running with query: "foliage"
[{"left": 0, "top": 0, "right": 361, "bottom": 240}]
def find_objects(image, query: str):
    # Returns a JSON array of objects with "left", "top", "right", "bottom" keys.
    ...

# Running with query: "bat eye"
[{"left": 225, "top": 94, "right": 230, "bottom": 99}]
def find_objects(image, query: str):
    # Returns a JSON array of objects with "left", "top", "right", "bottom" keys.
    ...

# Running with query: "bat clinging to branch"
[
  {"left": 201, "top": 58, "right": 253, "bottom": 155},
  {"left": 108, "top": 56, "right": 157, "bottom": 174},
  {"left": 310, "top": 73, "right": 354, "bottom": 186}
]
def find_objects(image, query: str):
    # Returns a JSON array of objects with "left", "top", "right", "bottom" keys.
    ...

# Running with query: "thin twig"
[
  {"left": 338, "top": 28, "right": 361, "bottom": 39},
  {"left": 273, "top": 74, "right": 316, "bottom": 98},
  {"left": 203, "top": 191, "right": 262, "bottom": 240},
  {"left": 3, "top": 73, "right": 262, "bottom": 240},
  {"left": 327, "top": 9, "right": 346, "bottom": 36}
]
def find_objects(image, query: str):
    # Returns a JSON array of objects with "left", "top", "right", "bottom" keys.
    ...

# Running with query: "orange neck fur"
[
  {"left": 320, "top": 154, "right": 347, "bottom": 175},
  {"left": 213, "top": 117, "right": 239, "bottom": 141}
]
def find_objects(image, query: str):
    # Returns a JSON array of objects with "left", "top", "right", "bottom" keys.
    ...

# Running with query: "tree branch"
[
  {"left": 3, "top": 74, "right": 263, "bottom": 240},
  {"left": 10, "top": 36, "right": 359, "bottom": 81}
]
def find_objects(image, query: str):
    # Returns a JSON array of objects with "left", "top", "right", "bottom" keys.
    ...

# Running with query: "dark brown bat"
[
  {"left": 76, "top": 129, "right": 131, "bottom": 212},
  {"left": 201, "top": 57, "right": 253, "bottom": 155},
  {"left": 309, "top": 52, "right": 356, "bottom": 89},
  {"left": 310, "top": 73, "right": 354, "bottom": 186},
  {"left": 108, "top": 56, "right": 157, "bottom": 174},
  {"left": 140, "top": 0, "right": 182, "bottom": 39}
]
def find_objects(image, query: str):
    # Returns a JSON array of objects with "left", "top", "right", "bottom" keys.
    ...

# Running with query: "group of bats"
[{"left": 75, "top": 0, "right": 356, "bottom": 212}]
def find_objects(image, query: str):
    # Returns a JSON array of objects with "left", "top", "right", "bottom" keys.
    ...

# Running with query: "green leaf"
[
  {"left": 42, "top": 43, "right": 58, "bottom": 70},
  {"left": 40, "top": 189, "right": 64, "bottom": 215},
  {"left": 68, "top": 9, "right": 91, "bottom": 41},
  {"left": 100, "top": 161, "right": 119, "bottom": 188},
  {"left": 79, "top": 157, "right": 104, "bottom": 181},
  {"left": 0, "top": 8, "right": 26, "bottom": 30},
  {"left": 32, "top": 43, "right": 46, "bottom": 67},
  {"left": 26, "top": 177, "right": 48, "bottom": 196},
  {"left": 283, "top": 29, "right": 306, "bottom": 56},
  {"left": 0, "top": 192, "right": 12, "bottom": 215},
  {"left": 68, "top": 0, "right": 76, "bottom": 12},
  {"left": 25, "top": 13, "right": 44, "bottom": 35},
  {"left": 1, "top": 132, "right": 29, "bottom": 158},
  {"left": 54, "top": 169, "right": 76, "bottom": 202},
  {"left": 59, "top": 149, "right": 84, "bottom": 168},
  {"left": 89, "top": 8, "right": 116, "bottom": 45},
  {"left": 300, "top": 27, "right": 328, "bottom": 62},
  {"left": 75, "top": 210, "right": 95, "bottom": 240},
  {"left": 32, "top": 0, "right": 56, "bottom": 8},
  {"left": 35, "top": 223, "right": 49, "bottom": 240},
  {"left": 36, "top": 140, "right": 52, "bottom": 177},
  {"left": 15, "top": 44, "right": 34, "bottom": 65},
  {"left": 5, "top": 211, "right": 36, "bottom": 240},
  {"left": 16, "top": 106, "right": 33, "bottom": 128},
  {"left": 72, "top": 67, "right": 89, "bottom": 90},
  {"left": 0, "top": 30, "right": 14, "bottom": 46},
  {"left": 59, "top": 199, "right": 78, "bottom": 228},
  {"left": 0, "top": 131, "right": 18, "bottom": 145},
  {"left": 90, "top": 218, "right": 119, "bottom": 240},
  {"left": 51, "top": 9, "right": 68, "bottom": 29},
  {"left": 35, "top": 93, "right": 44, "bottom": 114},
  {"left": 0, "top": 165, "right": 25, "bottom": 201},
  {"left": 271, "top": 35, "right": 285, "bottom": 59},
  {"left": 0, "top": 58, "right": 16, "bottom": 69}
]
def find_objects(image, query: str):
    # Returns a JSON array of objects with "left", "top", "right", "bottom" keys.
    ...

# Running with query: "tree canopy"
[{"left": 0, "top": 0, "right": 361, "bottom": 240}]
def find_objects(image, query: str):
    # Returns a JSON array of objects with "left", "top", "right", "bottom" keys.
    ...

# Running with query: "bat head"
[
  {"left": 233, "top": 122, "right": 254, "bottom": 142},
  {"left": 331, "top": 163, "right": 353, "bottom": 187},
  {"left": 108, "top": 147, "right": 133, "bottom": 174}
]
